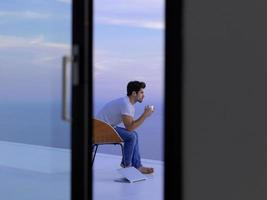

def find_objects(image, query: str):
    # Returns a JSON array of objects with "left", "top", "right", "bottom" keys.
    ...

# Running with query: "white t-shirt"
[{"left": 96, "top": 96, "right": 135, "bottom": 127}]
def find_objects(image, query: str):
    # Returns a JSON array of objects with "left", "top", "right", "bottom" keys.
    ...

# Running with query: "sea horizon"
[{"left": 0, "top": 101, "right": 164, "bottom": 161}]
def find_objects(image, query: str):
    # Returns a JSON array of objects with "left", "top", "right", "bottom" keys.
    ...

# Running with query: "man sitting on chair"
[{"left": 96, "top": 81, "right": 154, "bottom": 174}]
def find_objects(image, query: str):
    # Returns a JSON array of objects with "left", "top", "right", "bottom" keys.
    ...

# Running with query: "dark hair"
[{"left": 127, "top": 81, "right": 146, "bottom": 96}]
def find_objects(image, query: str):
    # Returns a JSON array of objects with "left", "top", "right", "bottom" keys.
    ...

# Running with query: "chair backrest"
[{"left": 92, "top": 118, "right": 123, "bottom": 145}]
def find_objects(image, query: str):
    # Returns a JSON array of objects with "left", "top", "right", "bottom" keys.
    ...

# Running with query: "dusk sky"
[{"left": 0, "top": 0, "right": 164, "bottom": 104}]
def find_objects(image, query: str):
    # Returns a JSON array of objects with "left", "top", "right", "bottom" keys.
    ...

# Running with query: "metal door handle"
[{"left": 62, "top": 55, "right": 72, "bottom": 122}]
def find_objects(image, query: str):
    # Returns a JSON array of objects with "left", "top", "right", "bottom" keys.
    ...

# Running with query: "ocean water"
[
  {"left": 0, "top": 102, "right": 164, "bottom": 161},
  {"left": 0, "top": 102, "right": 71, "bottom": 148}
]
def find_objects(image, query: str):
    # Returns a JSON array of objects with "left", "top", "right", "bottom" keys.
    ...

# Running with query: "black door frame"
[
  {"left": 164, "top": 0, "right": 183, "bottom": 199},
  {"left": 71, "top": 0, "right": 182, "bottom": 199},
  {"left": 71, "top": 0, "right": 92, "bottom": 199}
]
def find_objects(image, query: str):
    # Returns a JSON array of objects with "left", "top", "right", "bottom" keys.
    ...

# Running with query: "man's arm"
[{"left": 122, "top": 106, "right": 153, "bottom": 132}]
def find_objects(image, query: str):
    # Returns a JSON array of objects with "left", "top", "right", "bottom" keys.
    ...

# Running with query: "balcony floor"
[
  {"left": 0, "top": 142, "right": 164, "bottom": 200},
  {"left": 93, "top": 153, "right": 164, "bottom": 200}
]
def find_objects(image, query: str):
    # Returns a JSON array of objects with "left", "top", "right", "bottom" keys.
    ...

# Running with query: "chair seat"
[
  {"left": 92, "top": 118, "right": 124, "bottom": 165},
  {"left": 93, "top": 119, "right": 123, "bottom": 144}
]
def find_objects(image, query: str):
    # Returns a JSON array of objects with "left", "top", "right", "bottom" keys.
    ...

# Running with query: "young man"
[{"left": 96, "top": 81, "right": 155, "bottom": 174}]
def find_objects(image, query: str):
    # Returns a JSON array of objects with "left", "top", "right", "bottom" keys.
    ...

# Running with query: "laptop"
[{"left": 116, "top": 167, "right": 147, "bottom": 183}]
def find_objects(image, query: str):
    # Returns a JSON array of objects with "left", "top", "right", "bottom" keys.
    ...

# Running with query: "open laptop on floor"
[{"left": 116, "top": 167, "right": 147, "bottom": 183}]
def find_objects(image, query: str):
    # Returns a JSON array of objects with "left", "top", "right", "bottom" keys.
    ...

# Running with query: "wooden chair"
[{"left": 92, "top": 118, "right": 124, "bottom": 165}]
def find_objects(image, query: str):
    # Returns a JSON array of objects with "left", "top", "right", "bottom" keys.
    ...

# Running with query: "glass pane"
[
  {"left": 93, "top": 0, "right": 164, "bottom": 199},
  {"left": 0, "top": 1, "right": 72, "bottom": 199}
]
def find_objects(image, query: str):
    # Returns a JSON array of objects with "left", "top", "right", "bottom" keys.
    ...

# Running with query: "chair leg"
[
  {"left": 92, "top": 144, "right": 98, "bottom": 166},
  {"left": 119, "top": 143, "right": 126, "bottom": 167}
]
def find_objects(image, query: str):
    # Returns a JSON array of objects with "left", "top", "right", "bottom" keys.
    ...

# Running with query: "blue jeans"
[{"left": 114, "top": 127, "right": 142, "bottom": 168}]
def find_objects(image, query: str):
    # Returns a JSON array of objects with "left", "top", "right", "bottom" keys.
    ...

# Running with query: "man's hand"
[{"left": 143, "top": 105, "right": 154, "bottom": 118}]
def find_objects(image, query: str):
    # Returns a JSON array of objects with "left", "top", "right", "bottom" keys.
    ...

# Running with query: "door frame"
[
  {"left": 164, "top": 0, "right": 183, "bottom": 199},
  {"left": 71, "top": 0, "right": 93, "bottom": 199}
]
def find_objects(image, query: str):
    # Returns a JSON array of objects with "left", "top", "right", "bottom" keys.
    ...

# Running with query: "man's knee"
[
  {"left": 131, "top": 131, "right": 139, "bottom": 140},
  {"left": 127, "top": 131, "right": 137, "bottom": 142}
]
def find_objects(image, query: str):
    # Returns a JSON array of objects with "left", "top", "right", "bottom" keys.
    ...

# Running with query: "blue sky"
[{"left": 0, "top": 0, "right": 164, "bottom": 104}]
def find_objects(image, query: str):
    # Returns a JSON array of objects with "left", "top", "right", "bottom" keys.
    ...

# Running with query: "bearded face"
[{"left": 135, "top": 88, "right": 145, "bottom": 103}]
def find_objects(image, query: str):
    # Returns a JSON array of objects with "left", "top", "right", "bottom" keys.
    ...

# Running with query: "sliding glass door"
[{"left": 0, "top": 0, "right": 90, "bottom": 199}]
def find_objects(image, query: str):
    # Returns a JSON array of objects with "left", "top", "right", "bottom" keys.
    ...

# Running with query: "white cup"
[{"left": 149, "top": 105, "right": 154, "bottom": 111}]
